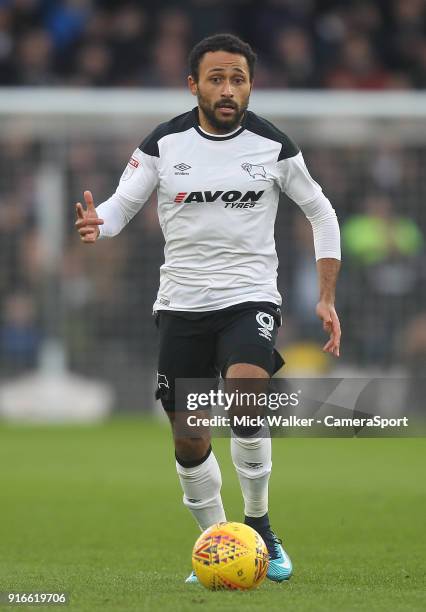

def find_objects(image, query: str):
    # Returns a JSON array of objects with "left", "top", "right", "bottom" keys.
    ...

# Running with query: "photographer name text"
[{"left": 186, "top": 415, "right": 409, "bottom": 429}]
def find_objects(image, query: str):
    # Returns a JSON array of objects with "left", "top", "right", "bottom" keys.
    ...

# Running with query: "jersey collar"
[{"left": 192, "top": 107, "right": 246, "bottom": 141}]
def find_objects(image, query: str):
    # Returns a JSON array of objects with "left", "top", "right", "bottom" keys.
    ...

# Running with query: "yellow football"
[{"left": 191, "top": 521, "right": 269, "bottom": 590}]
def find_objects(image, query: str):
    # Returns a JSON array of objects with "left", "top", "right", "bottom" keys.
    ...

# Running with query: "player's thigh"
[
  {"left": 216, "top": 304, "right": 283, "bottom": 378},
  {"left": 217, "top": 305, "right": 283, "bottom": 435},
  {"left": 155, "top": 311, "right": 217, "bottom": 412}
]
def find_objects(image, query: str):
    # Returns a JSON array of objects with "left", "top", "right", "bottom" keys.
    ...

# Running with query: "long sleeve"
[
  {"left": 276, "top": 151, "right": 341, "bottom": 261},
  {"left": 97, "top": 147, "right": 159, "bottom": 238}
]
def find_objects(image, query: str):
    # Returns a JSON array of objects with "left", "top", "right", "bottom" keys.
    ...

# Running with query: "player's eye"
[{"left": 210, "top": 76, "right": 222, "bottom": 83}]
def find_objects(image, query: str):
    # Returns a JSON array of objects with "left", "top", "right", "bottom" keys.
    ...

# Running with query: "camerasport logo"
[{"left": 174, "top": 190, "right": 264, "bottom": 208}]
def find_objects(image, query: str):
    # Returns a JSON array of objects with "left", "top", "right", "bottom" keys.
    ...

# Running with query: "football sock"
[
  {"left": 176, "top": 446, "right": 226, "bottom": 531},
  {"left": 231, "top": 432, "right": 271, "bottom": 518},
  {"left": 244, "top": 511, "right": 271, "bottom": 532}
]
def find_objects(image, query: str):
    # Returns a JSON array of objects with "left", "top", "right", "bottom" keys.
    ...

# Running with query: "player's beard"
[{"left": 197, "top": 91, "right": 249, "bottom": 134}]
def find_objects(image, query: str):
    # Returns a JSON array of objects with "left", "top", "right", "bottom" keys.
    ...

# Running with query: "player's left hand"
[{"left": 315, "top": 301, "right": 341, "bottom": 357}]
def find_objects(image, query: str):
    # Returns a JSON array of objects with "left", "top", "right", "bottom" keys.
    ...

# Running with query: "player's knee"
[
  {"left": 231, "top": 422, "right": 263, "bottom": 437},
  {"left": 174, "top": 437, "right": 211, "bottom": 464},
  {"left": 226, "top": 362, "right": 269, "bottom": 378}
]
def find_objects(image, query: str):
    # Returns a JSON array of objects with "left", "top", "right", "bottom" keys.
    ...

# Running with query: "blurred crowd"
[{"left": 0, "top": 0, "right": 425, "bottom": 89}]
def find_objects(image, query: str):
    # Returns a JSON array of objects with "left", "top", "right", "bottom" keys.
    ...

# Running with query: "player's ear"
[{"left": 188, "top": 75, "right": 198, "bottom": 96}]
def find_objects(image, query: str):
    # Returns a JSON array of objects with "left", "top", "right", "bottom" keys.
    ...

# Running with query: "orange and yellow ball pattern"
[{"left": 192, "top": 521, "right": 269, "bottom": 590}]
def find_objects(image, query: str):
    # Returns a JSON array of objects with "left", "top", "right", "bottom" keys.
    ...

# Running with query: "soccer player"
[{"left": 75, "top": 34, "right": 341, "bottom": 584}]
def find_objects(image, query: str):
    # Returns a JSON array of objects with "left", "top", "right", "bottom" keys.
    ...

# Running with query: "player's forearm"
[
  {"left": 96, "top": 192, "right": 143, "bottom": 238},
  {"left": 317, "top": 257, "right": 340, "bottom": 304},
  {"left": 299, "top": 192, "right": 341, "bottom": 304}
]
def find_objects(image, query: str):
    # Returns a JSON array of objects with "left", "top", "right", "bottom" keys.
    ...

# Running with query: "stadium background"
[
  {"left": 0, "top": 0, "right": 425, "bottom": 412},
  {"left": 0, "top": 2, "right": 425, "bottom": 611}
]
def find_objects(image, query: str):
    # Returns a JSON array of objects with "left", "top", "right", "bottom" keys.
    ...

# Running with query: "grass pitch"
[{"left": 0, "top": 417, "right": 424, "bottom": 611}]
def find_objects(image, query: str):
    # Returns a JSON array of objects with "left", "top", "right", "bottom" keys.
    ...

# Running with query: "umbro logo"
[
  {"left": 174, "top": 162, "right": 191, "bottom": 175},
  {"left": 244, "top": 462, "right": 263, "bottom": 469}
]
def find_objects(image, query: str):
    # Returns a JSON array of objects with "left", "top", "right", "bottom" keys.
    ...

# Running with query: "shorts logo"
[
  {"left": 242, "top": 162, "right": 267, "bottom": 179},
  {"left": 157, "top": 373, "right": 169, "bottom": 389},
  {"left": 256, "top": 311, "right": 274, "bottom": 340}
]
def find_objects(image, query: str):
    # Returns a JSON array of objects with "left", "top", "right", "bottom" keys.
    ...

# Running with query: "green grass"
[{"left": 0, "top": 417, "right": 425, "bottom": 611}]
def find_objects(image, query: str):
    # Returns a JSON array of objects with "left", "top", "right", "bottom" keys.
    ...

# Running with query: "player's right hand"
[{"left": 75, "top": 190, "right": 104, "bottom": 244}]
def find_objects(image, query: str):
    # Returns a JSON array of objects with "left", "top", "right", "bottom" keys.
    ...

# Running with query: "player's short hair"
[{"left": 189, "top": 33, "right": 257, "bottom": 83}]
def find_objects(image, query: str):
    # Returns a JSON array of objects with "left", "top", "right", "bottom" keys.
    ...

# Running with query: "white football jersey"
[{"left": 97, "top": 107, "right": 340, "bottom": 311}]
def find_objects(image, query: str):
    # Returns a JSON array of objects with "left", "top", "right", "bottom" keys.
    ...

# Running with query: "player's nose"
[{"left": 221, "top": 80, "right": 234, "bottom": 97}]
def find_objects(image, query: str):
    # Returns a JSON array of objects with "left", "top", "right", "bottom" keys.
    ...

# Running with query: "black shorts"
[{"left": 154, "top": 301, "right": 284, "bottom": 412}]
